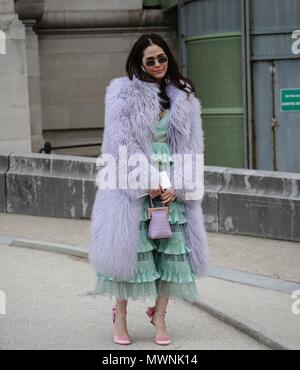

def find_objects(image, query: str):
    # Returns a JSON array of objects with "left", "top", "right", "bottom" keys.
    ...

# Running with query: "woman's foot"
[
  {"left": 152, "top": 310, "right": 171, "bottom": 342},
  {"left": 112, "top": 306, "right": 131, "bottom": 340}
]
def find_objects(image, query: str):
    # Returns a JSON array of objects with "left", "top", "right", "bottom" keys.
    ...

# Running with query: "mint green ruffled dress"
[{"left": 91, "top": 109, "right": 200, "bottom": 303}]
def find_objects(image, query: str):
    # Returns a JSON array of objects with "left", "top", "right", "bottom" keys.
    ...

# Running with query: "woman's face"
[{"left": 142, "top": 44, "right": 169, "bottom": 82}]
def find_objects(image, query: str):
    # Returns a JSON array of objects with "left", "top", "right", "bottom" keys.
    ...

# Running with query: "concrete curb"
[
  {"left": 208, "top": 266, "right": 300, "bottom": 294},
  {"left": 192, "top": 300, "right": 288, "bottom": 351},
  {"left": 0, "top": 236, "right": 296, "bottom": 350},
  {"left": 9, "top": 238, "right": 88, "bottom": 259}
]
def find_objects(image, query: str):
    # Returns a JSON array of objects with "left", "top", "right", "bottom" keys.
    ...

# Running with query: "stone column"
[
  {"left": 0, "top": 0, "right": 31, "bottom": 153},
  {"left": 14, "top": 0, "right": 45, "bottom": 153},
  {"left": 23, "top": 20, "right": 43, "bottom": 152}
]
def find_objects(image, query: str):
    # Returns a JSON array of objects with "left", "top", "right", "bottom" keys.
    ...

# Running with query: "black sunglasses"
[{"left": 144, "top": 55, "right": 168, "bottom": 67}]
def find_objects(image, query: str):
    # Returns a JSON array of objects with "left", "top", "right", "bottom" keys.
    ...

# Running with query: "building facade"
[
  {"left": 1, "top": 0, "right": 300, "bottom": 173},
  {"left": 0, "top": 0, "right": 178, "bottom": 156}
]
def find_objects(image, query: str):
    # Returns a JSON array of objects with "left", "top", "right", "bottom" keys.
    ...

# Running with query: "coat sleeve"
[
  {"left": 169, "top": 94, "right": 205, "bottom": 204},
  {"left": 96, "top": 78, "right": 160, "bottom": 201}
]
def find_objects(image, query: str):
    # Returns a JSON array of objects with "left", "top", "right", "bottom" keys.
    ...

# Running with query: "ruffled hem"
[
  {"left": 87, "top": 280, "right": 158, "bottom": 302},
  {"left": 86, "top": 279, "right": 200, "bottom": 303},
  {"left": 138, "top": 229, "right": 156, "bottom": 252},
  {"left": 155, "top": 280, "right": 200, "bottom": 303},
  {"left": 154, "top": 231, "right": 192, "bottom": 254},
  {"left": 154, "top": 253, "right": 196, "bottom": 283},
  {"left": 97, "top": 252, "right": 161, "bottom": 283},
  {"left": 96, "top": 249, "right": 196, "bottom": 285}
]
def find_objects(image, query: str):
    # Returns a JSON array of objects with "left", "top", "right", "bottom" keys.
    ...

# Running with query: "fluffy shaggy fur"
[{"left": 89, "top": 74, "right": 209, "bottom": 281}]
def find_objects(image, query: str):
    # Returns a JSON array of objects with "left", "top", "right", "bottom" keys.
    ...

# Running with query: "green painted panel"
[
  {"left": 203, "top": 115, "right": 245, "bottom": 167},
  {"left": 187, "top": 34, "right": 243, "bottom": 108},
  {"left": 143, "top": 0, "right": 177, "bottom": 8},
  {"left": 143, "top": 0, "right": 161, "bottom": 7},
  {"left": 186, "top": 33, "right": 244, "bottom": 168},
  {"left": 160, "top": 0, "right": 178, "bottom": 9}
]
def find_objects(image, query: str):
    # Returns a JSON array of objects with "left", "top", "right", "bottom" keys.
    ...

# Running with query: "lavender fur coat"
[{"left": 88, "top": 74, "right": 209, "bottom": 281}]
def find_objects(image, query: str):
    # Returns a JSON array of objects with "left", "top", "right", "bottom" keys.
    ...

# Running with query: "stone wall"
[
  {"left": 204, "top": 167, "right": 300, "bottom": 240},
  {"left": 1, "top": 152, "right": 300, "bottom": 242}
]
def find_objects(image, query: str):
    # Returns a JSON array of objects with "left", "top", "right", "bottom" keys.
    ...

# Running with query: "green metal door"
[{"left": 186, "top": 33, "right": 245, "bottom": 168}]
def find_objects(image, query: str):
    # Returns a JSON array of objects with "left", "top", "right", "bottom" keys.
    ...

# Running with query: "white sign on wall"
[
  {"left": 292, "top": 30, "right": 300, "bottom": 55},
  {"left": 0, "top": 30, "right": 6, "bottom": 55}
]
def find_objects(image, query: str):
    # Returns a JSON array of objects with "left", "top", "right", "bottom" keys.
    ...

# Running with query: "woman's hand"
[
  {"left": 160, "top": 187, "right": 177, "bottom": 206},
  {"left": 148, "top": 185, "right": 164, "bottom": 199}
]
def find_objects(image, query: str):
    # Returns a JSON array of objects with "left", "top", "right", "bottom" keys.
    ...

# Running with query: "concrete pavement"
[
  {"left": 1, "top": 212, "right": 299, "bottom": 282},
  {"left": 0, "top": 212, "right": 300, "bottom": 350},
  {"left": 0, "top": 243, "right": 267, "bottom": 350}
]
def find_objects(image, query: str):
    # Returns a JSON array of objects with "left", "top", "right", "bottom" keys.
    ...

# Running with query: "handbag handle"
[
  {"left": 150, "top": 196, "right": 163, "bottom": 208},
  {"left": 149, "top": 196, "right": 168, "bottom": 209}
]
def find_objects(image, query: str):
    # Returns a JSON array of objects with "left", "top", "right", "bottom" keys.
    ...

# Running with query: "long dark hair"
[{"left": 125, "top": 33, "right": 196, "bottom": 108}]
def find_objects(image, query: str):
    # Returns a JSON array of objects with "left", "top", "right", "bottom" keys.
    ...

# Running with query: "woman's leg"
[
  {"left": 113, "top": 299, "right": 130, "bottom": 337},
  {"left": 152, "top": 296, "right": 170, "bottom": 337}
]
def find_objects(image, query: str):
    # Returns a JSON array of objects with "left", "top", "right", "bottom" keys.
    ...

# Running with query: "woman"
[{"left": 88, "top": 34, "right": 208, "bottom": 346}]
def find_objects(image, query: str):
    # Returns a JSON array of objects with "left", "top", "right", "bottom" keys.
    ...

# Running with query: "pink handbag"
[{"left": 147, "top": 197, "right": 172, "bottom": 239}]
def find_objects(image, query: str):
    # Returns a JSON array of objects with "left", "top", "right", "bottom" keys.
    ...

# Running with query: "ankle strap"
[
  {"left": 112, "top": 305, "right": 127, "bottom": 315},
  {"left": 155, "top": 310, "right": 167, "bottom": 315}
]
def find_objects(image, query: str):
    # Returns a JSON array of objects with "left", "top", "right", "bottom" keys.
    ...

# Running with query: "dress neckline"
[{"left": 158, "top": 109, "right": 170, "bottom": 121}]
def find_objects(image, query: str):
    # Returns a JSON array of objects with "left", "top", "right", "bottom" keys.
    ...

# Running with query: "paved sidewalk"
[
  {"left": 0, "top": 212, "right": 300, "bottom": 350},
  {"left": 0, "top": 244, "right": 267, "bottom": 350},
  {"left": 1, "top": 212, "right": 299, "bottom": 282},
  {"left": 195, "top": 277, "right": 300, "bottom": 350}
]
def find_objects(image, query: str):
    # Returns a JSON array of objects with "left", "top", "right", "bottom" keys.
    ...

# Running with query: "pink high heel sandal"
[
  {"left": 146, "top": 306, "right": 171, "bottom": 345},
  {"left": 112, "top": 305, "right": 132, "bottom": 345}
]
